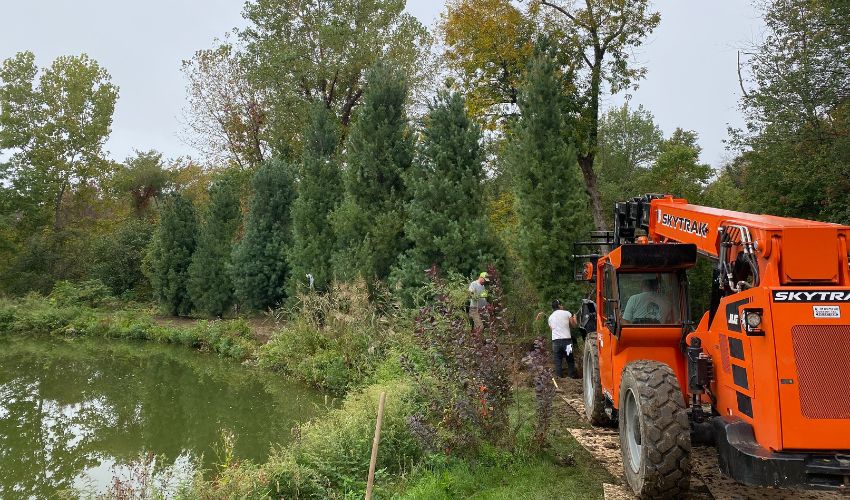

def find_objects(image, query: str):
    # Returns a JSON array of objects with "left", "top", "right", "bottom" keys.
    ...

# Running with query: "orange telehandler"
[{"left": 574, "top": 194, "right": 850, "bottom": 497}]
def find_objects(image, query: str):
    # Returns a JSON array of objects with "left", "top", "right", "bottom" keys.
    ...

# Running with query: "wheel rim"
[
  {"left": 624, "top": 388, "right": 642, "bottom": 473},
  {"left": 583, "top": 351, "right": 594, "bottom": 410}
]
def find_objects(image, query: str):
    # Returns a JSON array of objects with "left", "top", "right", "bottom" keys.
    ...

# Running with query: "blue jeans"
[{"left": 552, "top": 338, "right": 576, "bottom": 378}]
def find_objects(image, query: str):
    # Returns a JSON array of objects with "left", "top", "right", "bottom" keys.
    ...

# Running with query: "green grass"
[
  {"left": 389, "top": 387, "right": 612, "bottom": 499},
  {"left": 395, "top": 453, "right": 607, "bottom": 500},
  {"left": 0, "top": 295, "right": 260, "bottom": 361}
]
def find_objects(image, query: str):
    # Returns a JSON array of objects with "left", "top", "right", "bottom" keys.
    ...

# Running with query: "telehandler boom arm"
[{"left": 613, "top": 194, "right": 850, "bottom": 288}]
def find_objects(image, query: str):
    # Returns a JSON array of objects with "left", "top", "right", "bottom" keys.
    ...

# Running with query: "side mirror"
[{"left": 583, "top": 261, "right": 595, "bottom": 281}]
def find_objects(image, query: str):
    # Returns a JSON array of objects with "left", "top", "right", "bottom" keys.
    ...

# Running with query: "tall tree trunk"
[
  {"left": 53, "top": 183, "right": 67, "bottom": 231},
  {"left": 578, "top": 155, "right": 606, "bottom": 230},
  {"left": 580, "top": 54, "right": 606, "bottom": 231}
]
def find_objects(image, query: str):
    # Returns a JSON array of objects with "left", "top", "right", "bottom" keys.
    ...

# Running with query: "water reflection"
[{"left": 0, "top": 337, "right": 325, "bottom": 497}]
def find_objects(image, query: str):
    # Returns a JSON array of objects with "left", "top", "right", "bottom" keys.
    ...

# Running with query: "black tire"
[
  {"left": 583, "top": 335, "right": 614, "bottom": 426},
  {"left": 618, "top": 360, "right": 691, "bottom": 499}
]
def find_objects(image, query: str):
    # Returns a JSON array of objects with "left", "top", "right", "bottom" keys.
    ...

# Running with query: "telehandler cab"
[{"left": 574, "top": 194, "right": 850, "bottom": 497}]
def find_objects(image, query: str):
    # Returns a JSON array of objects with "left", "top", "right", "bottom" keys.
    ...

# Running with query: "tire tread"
[
  {"left": 619, "top": 360, "right": 691, "bottom": 499},
  {"left": 584, "top": 336, "right": 615, "bottom": 427}
]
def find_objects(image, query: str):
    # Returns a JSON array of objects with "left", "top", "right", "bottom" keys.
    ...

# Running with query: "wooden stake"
[{"left": 365, "top": 391, "right": 386, "bottom": 500}]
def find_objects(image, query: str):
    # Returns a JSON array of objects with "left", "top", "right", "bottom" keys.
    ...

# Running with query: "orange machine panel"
[
  {"left": 779, "top": 227, "right": 839, "bottom": 284},
  {"left": 768, "top": 291, "right": 850, "bottom": 451},
  {"left": 703, "top": 288, "right": 784, "bottom": 451}
]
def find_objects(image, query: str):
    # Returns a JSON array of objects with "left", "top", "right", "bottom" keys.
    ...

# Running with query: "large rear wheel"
[
  {"left": 583, "top": 336, "right": 614, "bottom": 426},
  {"left": 618, "top": 360, "right": 691, "bottom": 499}
]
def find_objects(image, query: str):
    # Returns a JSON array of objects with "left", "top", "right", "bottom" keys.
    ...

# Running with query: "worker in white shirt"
[
  {"left": 468, "top": 272, "right": 489, "bottom": 331},
  {"left": 548, "top": 299, "right": 578, "bottom": 378}
]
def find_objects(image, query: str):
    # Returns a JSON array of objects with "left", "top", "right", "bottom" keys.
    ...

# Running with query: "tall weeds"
[
  {"left": 258, "top": 279, "right": 389, "bottom": 393},
  {"left": 404, "top": 266, "right": 514, "bottom": 455},
  {"left": 522, "top": 338, "right": 555, "bottom": 449}
]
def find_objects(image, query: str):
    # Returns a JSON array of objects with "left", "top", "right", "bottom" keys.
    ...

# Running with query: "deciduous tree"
[
  {"left": 439, "top": 0, "right": 537, "bottom": 128},
  {"left": 181, "top": 41, "right": 268, "bottom": 170},
  {"left": 738, "top": 0, "right": 849, "bottom": 136},
  {"left": 731, "top": 0, "right": 850, "bottom": 222},
  {"left": 240, "top": 0, "right": 431, "bottom": 154},
  {"left": 639, "top": 129, "right": 711, "bottom": 203},
  {"left": 113, "top": 150, "right": 172, "bottom": 216},
  {"left": 0, "top": 51, "right": 118, "bottom": 229},
  {"left": 596, "top": 103, "right": 663, "bottom": 207}
]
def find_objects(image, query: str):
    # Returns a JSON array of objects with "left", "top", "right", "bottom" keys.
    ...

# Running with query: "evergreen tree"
[
  {"left": 289, "top": 103, "right": 341, "bottom": 294},
  {"left": 231, "top": 158, "right": 296, "bottom": 310},
  {"left": 392, "top": 92, "right": 499, "bottom": 293},
  {"left": 331, "top": 62, "right": 413, "bottom": 281},
  {"left": 188, "top": 174, "right": 242, "bottom": 317},
  {"left": 507, "top": 45, "right": 591, "bottom": 303},
  {"left": 148, "top": 193, "right": 197, "bottom": 316}
]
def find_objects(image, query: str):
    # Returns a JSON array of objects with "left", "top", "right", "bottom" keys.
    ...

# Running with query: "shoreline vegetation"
[{"left": 0, "top": 278, "right": 612, "bottom": 499}]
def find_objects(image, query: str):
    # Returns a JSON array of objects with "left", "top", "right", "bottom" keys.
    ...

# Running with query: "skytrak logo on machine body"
[
  {"left": 657, "top": 211, "right": 710, "bottom": 238},
  {"left": 773, "top": 290, "right": 850, "bottom": 302}
]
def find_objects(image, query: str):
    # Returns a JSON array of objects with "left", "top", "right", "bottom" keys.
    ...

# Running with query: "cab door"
[{"left": 598, "top": 262, "right": 619, "bottom": 393}]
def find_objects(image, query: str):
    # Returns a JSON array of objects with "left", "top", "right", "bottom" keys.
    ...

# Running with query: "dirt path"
[{"left": 553, "top": 377, "right": 847, "bottom": 500}]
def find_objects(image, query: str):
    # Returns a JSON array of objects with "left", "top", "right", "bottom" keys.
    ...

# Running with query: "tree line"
[{"left": 1, "top": 0, "right": 847, "bottom": 318}]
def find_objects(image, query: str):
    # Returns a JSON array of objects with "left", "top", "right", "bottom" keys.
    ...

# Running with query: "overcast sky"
[{"left": 0, "top": 1, "right": 763, "bottom": 168}]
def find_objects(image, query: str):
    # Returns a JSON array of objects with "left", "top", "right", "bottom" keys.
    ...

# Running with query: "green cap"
[{"left": 479, "top": 272, "right": 490, "bottom": 281}]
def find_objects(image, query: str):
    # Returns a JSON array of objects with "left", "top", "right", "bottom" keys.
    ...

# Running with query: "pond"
[{"left": 0, "top": 336, "right": 327, "bottom": 498}]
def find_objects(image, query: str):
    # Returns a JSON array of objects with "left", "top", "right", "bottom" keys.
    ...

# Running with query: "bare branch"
[
  {"left": 737, "top": 51, "right": 750, "bottom": 99},
  {"left": 540, "top": 0, "right": 591, "bottom": 31},
  {"left": 583, "top": 0, "right": 599, "bottom": 39},
  {"left": 601, "top": 9, "right": 629, "bottom": 53},
  {"left": 327, "top": 69, "right": 339, "bottom": 107}
]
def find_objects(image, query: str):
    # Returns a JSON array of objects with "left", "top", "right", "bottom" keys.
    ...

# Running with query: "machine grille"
[{"left": 792, "top": 325, "right": 850, "bottom": 419}]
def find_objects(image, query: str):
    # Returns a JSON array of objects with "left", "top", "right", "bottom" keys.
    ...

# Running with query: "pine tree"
[
  {"left": 392, "top": 91, "right": 499, "bottom": 293},
  {"left": 188, "top": 174, "right": 242, "bottom": 317},
  {"left": 289, "top": 103, "right": 341, "bottom": 294},
  {"left": 148, "top": 193, "right": 197, "bottom": 316},
  {"left": 331, "top": 62, "right": 413, "bottom": 282},
  {"left": 231, "top": 158, "right": 296, "bottom": 310},
  {"left": 507, "top": 45, "right": 591, "bottom": 303}
]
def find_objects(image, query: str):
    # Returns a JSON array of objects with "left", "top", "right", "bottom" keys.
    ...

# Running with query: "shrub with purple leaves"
[
  {"left": 523, "top": 337, "right": 555, "bottom": 449},
  {"left": 404, "top": 265, "right": 514, "bottom": 455}
]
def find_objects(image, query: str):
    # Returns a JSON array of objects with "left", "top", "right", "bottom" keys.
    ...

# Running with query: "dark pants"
[{"left": 552, "top": 338, "right": 576, "bottom": 378}]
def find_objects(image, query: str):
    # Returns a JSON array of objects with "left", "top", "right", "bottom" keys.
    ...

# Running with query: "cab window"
[
  {"left": 619, "top": 272, "right": 683, "bottom": 325},
  {"left": 602, "top": 264, "right": 616, "bottom": 320}
]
